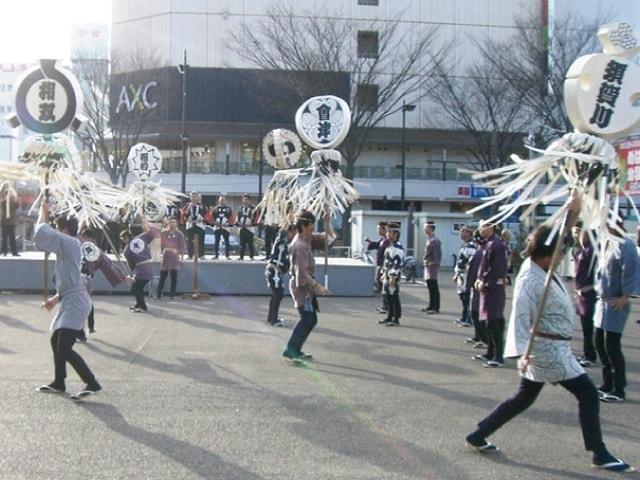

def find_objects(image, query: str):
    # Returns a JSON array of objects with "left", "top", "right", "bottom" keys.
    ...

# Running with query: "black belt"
[{"left": 535, "top": 331, "right": 572, "bottom": 341}]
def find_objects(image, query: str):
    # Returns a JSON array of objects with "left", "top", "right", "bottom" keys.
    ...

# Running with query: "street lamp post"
[
  {"left": 400, "top": 100, "right": 416, "bottom": 211},
  {"left": 178, "top": 50, "right": 189, "bottom": 196}
]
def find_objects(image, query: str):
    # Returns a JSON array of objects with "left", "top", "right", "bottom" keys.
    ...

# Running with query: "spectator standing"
[
  {"left": 212, "top": 196, "right": 233, "bottom": 260},
  {"left": 183, "top": 191, "right": 205, "bottom": 260},
  {"left": 237, "top": 193, "right": 257, "bottom": 260},
  {"left": 421, "top": 221, "right": 441, "bottom": 314},
  {"left": 1, "top": 190, "right": 20, "bottom": 256}
]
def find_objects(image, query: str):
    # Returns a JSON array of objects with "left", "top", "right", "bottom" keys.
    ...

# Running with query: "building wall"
[{"left": 0, "top": 64, "right": 33, "bottom": 162}]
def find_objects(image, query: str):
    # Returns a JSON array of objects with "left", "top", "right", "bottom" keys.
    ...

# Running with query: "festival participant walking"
[
  {"left": 466, "top": 196, "right": 635, "bottom": 472},
  {"left": 421, "top": 221, "right": 441, "bottom": 314},
  {"left": 121, "top": 220, "right": 160, "bottom": 313},
  {"left": 473, "top": 221, "right": 508, "bottom": 368},
  {"left": 77, "top": 228, "right": 129, "bottom": 340},
  {"left": 594, "top": 221, "right": 640, "bottom": 403},
  {"left": 155, "top": 217, "right": 187, "bottom": 299},
  {"left": 265, "top": 223, "right": 296, "bottom": 327},
  {"left": 282, "top": 211, "right": 333, "bottom": 362},
  {"left": 379, "top": 222, "right": 404, "bottom": 327},
  {"left": 34, "top": 201, "right": 101, "bottom": 399}
]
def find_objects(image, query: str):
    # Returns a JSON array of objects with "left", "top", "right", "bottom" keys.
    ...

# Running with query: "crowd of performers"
[
  {"left": 20, "top": 190, "right": 638, "bottom": 471},
  {"left": 360, "top": 194, "right": 638, "bottom": 472}
]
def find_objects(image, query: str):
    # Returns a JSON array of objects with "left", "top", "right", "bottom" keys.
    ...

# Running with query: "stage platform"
[{"left": 0, "top": 252, "right": 375, "bottom": 297}]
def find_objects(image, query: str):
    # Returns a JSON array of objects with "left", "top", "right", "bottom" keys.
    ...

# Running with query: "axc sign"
[{"left": 115, "top": 81, "right": 158, "bottom": 114}]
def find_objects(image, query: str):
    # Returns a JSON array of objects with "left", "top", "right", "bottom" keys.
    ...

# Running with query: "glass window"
[
  {"left": 357, "top": 30, "right": 379, "bottom": 58},
  {"left": 357, "top": 83, "right": 379, "bottom": 112}
]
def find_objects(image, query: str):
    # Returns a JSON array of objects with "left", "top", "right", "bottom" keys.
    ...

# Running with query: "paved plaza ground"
[{"left": 1, "top": 277, "right": 639, "bottom": 479}]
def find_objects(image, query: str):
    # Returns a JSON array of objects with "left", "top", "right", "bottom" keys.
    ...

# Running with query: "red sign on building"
[{"left": 617, "top": 136, "right": 640, "bottom": 196}]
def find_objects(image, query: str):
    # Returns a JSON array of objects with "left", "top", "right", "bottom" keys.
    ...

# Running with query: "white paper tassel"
[
  {"left": 256, "top": 168, "right": 305, "bottom": 226},
  {"left": 124, "top": 181, "right": 186, "bottom": 222},
  {"left": 297, "top": 150, "right": 359, "bottom": 219}
]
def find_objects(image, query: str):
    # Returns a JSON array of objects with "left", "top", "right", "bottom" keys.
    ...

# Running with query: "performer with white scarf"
[{"left": 465, "top": 194, "right": 634, "bottom": 472}]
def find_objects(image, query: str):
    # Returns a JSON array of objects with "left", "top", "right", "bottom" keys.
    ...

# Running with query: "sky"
[{"left": 0, "top": 0, "right": 112, "bottom": 63}]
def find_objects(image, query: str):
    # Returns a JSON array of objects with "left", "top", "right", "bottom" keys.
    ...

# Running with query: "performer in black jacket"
[
  {"left": 265, "top": 224, "right": 296, "bottom": 327},
  {"left": 182, "top": 191, "right": 205, "bottom": 259}
]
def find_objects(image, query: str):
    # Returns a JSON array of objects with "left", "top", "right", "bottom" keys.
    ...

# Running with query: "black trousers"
[
  {"left": 426, "top": 279, "right": 440, "bottom": 311},
  {"left": 485, "top": 317, "right": 505, "bottom": 363},
  {"left": 595, "top": 328, "right": 626, "bottom": 396},
  {"left": 1, "top": 225, "right": 18, "bottom": 255},
  {"left": 131, "top": 279, "right": 149, "bottom": 310},
  {"left": 87, "top": 304, "right": 95, "bottom": 331},
  {"left": 471, "top": 374, "right": 605, "bottom": 454},
  {"left": 213, "top": 229, "right": 230, "bottom": 257},
  {"left": 287, "top": 306, "right": 317, "bottom": 354},
  {"left": 471, "top": 310, "right": 488, "bottom": 344},
  {"left": 239, "top": 228, "right": 255, "bottom": 259},
  {"left": 385, "top": 288, "right": 402, "bottom": 323},
  {"left": 187, "top": 226, "right": 205, "bottom": 258},
  {"left": 266, "top": 270, "right": 284, "bottom": 324},
  {"left": 51, "top": 328, "right": 98, "bottom": 388},
  {"left": 157, "top": 270, "right": 178, "bottom": 297},
  {"left": 264, "top": 225, "right": 278, "bottom": 257},
  {"left": 458, "top": 289, "right": 470, "bottom": 322},
  {"left": 579, "top": 291, "right": 597, "bottom": 361}
]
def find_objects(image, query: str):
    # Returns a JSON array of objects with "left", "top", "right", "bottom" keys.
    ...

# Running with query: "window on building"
[
  {"left": 357, "top": 30, "right": 379, "bottom": 59},
  {"left": 357, "top": 83, "right": 379, "bottom": 112},
  {"left": 358, "top": 0, "right": 379, "bottom": 5},
  {"left": 240, "top": 143, "right": 257, "bottom": 175}
]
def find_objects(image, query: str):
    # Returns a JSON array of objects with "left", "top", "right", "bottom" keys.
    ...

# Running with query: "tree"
[
  {"left": 428, "top": 60, "right": 528, "bottom": 172},
  {"left": 479, "top": 7, "right": 608, "bottom": 149},
  {"left": 73, "top": 48, "right": 164, "bottom": 186},
  {"left": 427, "top": 6, "right": 609, "bottom": 173},
  {"left": 230, "top": 1, "right": 449, "bottom": 242}
]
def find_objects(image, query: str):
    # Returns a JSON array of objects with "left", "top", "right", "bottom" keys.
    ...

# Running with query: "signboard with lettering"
[
  {"left": 127, "top": 142, "right": 162, "bottom": 180},
  {"left": 295, "top": 95, "right": 351, "bottom": 149},
  {"left": 564, "top": 23, "right": 640, "bottom": 140},
  {"left": 5, "top": 59, "right": 86, "bottom": 133},
  {"left": 616, "top": 136, "right": 640, "bottom": 196}
]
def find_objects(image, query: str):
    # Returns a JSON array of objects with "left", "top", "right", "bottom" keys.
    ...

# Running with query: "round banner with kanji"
[
  {"left": 7, "top": 59, "right": 85, "bottom": 134},
  {"left": 295, "top": 95, "right": 351, "bottom": 150},
  {"left": 127, "top": 142, "right": 162, "bottom": 179},
  {"left": 262, "top": 128, "right": 303, "bottom": 169}
]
